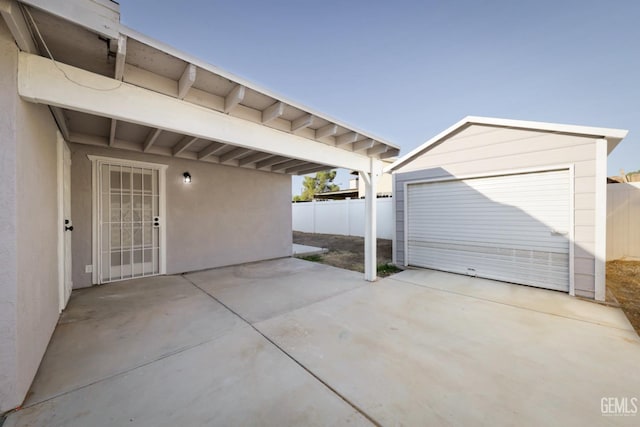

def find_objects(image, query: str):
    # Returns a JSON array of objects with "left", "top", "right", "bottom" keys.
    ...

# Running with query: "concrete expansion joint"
[{"left": 178, "top": 274, "right": 383, "bottom": 427}]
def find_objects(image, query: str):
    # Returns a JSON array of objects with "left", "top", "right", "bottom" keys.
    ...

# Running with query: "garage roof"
[
  {"left": 386, "top": 116, "right": 628, "bottom": 172},
  {"left": 5, "top": 0, "right": 399, "bottom": 174}
]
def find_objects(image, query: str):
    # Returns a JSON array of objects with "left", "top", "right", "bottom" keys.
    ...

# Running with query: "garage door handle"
[{"left": 550, "top": 230, "right": 568, "bottom": 236}]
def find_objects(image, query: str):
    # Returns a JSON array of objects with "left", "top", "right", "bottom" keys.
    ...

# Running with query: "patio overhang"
[
  {"left": 18, "top": 52, "right": 374, "bottom": 173},
  {"left": 4, "top": 0, "right": 395, "bottom": 281}
]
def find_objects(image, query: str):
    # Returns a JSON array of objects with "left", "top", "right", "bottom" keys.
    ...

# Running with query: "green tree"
[{"left": 292, "top": 170, "right": 339, "bottom": 201}]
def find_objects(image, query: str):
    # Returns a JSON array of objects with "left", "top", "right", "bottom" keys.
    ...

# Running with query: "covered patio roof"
[
  {"left": 2, "top": 0, "right": 389, "bottom": 281},
  {"left": 5, "top": 0, "right": 399, "bottom": 175}
]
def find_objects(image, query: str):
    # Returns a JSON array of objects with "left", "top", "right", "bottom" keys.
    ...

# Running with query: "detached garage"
[{"left": 387, "top": 117, "right": 628, "bottom": 301}]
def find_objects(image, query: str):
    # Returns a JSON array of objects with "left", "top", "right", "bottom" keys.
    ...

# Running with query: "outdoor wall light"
[{"left": 183, "top": 172, "right": 192, "bottom": 183}]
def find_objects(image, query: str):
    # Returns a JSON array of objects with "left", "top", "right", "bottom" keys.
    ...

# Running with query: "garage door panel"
[
  {"left": 408, "top": 246, "right": 569, "bottom": 291},
  {"left": 406, "top": 170, "right": 570, "bottom": 292}
]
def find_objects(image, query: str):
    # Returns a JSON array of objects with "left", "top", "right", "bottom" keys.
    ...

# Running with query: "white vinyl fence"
[
  {"left": 607, "top": 183, "right": 640, "bottom": 260},
  {"left": 292, "top": 198, "right": 394, "bottom": 240}
]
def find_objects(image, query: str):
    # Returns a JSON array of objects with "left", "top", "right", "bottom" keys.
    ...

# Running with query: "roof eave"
[{"left": 386, "top": 116, "right": 629, "bottom": 173}]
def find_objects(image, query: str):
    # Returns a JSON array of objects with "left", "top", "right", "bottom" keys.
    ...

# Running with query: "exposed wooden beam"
[
  {"left": 19, "top": 53, "right": 372, "bottom": 172},
  {"left": 237, "top": 152, "right": 273, "bottom": 166},
  {"left": 109, "top": 119, "right": 117, "bottom": 146},
  {"left": 315, "top": 123, "right": 338, "bottom": 139},
  {"left": 291, "top": 114, "right": 314, "bottom": 132},
  {"left": 219, "top": 147, "right": 250, "bottom": 163},
  {"left": 143, "top": 128, "right": 162, "bottom": 152},
  {"left": 256, "top": 155, "right": 288, "bottom": 169},
  {"left": 336, "top": 132, "right": 358, "bottom": 146},
  {"left": 224, "top": 84, "right": 245, "bottom": 113},
  {"left": 271, "top": 159, "right": 307, "bottom": 172},
  {"left": 379, "top": 148, "right": 400, "bottom": 159},
  {"left": 0, "top": 0, "right": 38, "bottom": 53},
  {"left": 367, "top": 144, "right": 389, "bottom": 155},
  {"left": 284, "top": 162, "right": 319, "bottom": 174},
  {"left": 197, "top": 141, "right": 226, "bottom": 159},
  {"left": 114, "top": 35, "right": 127, "bottom": 80},
  {"left": 296, "top": 165, "right": 333, "bottom": 175},
  {"left": 49, "top": 107, "right": 70, "bottom": 141},
  {"left": 172, "top": 135, "right": 198, "bottom": 156},
  {"left": 262, "top": 101, "right": 285, "bottom": 124},
  {"left": 178, "top": 63, "right": 196, "bottom": 100},
  {"left": 353, "top": 138, "right": 375, "bottom": 152}
]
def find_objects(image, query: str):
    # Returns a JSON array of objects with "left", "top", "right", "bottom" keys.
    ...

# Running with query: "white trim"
[
  {"left": 568, "top": 164, "right": 575, "bottom": 296},
  {"left": 403, "top": 181, "right": 409, "bottom": 267},
  {"left": 19, "top": 53, "right": 373, "bottom": 172},
  {"left": 89, "top": 155, "right": 167, "bottom": 284},
  {"left": 401, "top": 164, "right": 575, "bottom": 187},
  {"left": 87, "top": 155, "right": 168, "bottom": 171},
  {"left": 403, "top": 165, "right": 574, "bottom": 292},
  {"left": 594, "top": 138, "right": 608, "bottom": 301},
  {"left": 391, "top": 173, "right": 397, "bottom": 266},
  {"left": 119, "top": 26, "right": 399, "bottom": 151},
  {"left": 386, "top": 116, "right": 628, "bottom": 173},
  {"left": 56, "top": 132, "right": 65, "bottom": 312}
]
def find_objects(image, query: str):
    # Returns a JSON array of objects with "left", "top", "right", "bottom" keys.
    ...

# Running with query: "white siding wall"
[
  {"left": 293, "top": 198, "right": 394, "bottom": 240},
  {"left": 607, "top": 183, "right": 640, "bottom": 260},
  {"left": 394, "top": 124, "right": 599, "bottom": 299}
]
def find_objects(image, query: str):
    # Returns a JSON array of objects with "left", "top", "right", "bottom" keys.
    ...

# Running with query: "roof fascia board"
[
  {"left": 386, "top": 116, "right": 628, "bottom": 173},
  {"left": 18, "top": 52, "right": 371, "bottom": 172},
  {"left": 119, "top": 25, "right": 399, "bottom": 150},
  {"left": 20, "top": 0, "right": 120, "bottom": 39}
]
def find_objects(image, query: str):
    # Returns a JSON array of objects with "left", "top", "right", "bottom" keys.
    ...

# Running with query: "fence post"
[
  {"left": 345, "top": 197, "right": 351, "bottom": 236},
  {"left": 311, "top": 199, "right": 316, "bottom": 234}
]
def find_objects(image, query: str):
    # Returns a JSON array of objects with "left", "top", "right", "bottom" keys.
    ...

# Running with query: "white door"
[
  {"left": 58, "top": 135, "right": 72, "bottom": 311},
  {"left": 406, "top": 170, "right": 571, "bottom": 291},
  {"left": 94, "top": 159, "right": 166, "bottom": 283}
]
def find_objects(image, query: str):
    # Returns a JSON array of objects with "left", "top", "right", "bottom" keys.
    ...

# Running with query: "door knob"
[{"left": 65, "top": 225, "right": 74, "bottom": 231}]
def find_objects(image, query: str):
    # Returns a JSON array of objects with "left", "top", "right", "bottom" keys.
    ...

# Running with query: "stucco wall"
[
  {"left": 0, "top": 22, "right": 60, "bottom": 412},
  {"left": 393, "top": 124, "right": 599, "bottom": 299},
  {"left": 0, "top": 21, "right": 19, "bottom": 412},
  {"left": 70, "top": 144, "right": 292, "bottom": 288}
]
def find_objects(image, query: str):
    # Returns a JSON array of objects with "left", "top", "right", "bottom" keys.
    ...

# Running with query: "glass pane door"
[{"left": 99, "top": 163, "right": 160, "bottom": 282}]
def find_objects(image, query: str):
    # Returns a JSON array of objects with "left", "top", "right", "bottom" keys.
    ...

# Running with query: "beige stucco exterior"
[
  {"left": 0, "top": 22, "right": 61, "bottom": 411},
  {"left": 70, "top": 144, "right": 293, "bottom": 289},
  {"left": 393, "top": 124, "right": 602, "bottom": 299}
]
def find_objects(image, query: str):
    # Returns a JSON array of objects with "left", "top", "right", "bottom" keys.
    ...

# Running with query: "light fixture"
[{"left": 183, "top": 172, "right": 192, "bottom": 183}]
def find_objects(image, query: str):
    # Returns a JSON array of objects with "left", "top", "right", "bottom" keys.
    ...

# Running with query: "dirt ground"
[
  {"left": 606, "top": 260, "right": 640, "bottom": 335},
  {"left": 292, "top": 231, "right": 396, "bottom": 276}
]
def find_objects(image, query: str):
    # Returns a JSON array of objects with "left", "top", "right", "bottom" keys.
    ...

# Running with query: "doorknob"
[{"left": 64, "top": 219, "right": 73, "bottom": 231}]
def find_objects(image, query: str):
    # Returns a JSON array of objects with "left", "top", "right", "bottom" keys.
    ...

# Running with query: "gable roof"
[{"left": 386, "top": 116, "right": 629, "bottom": 172}]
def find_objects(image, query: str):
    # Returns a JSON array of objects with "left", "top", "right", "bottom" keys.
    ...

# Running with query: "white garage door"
[{"left": 406, "top": 170, "right": 570, "bottom": 291}]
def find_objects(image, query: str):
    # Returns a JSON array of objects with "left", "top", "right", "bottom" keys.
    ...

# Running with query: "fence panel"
[
  {"left": 607, "top": 183, "right": 640, "bottom": 260},
  {"left": 292, "top": 198, "right": 394, "bottom": 240}
]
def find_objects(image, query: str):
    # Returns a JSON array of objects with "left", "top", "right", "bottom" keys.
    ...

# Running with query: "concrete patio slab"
[
  {"left": 185, "top": 257, "right": 365, "bottom": 323},
  {"left": 5, "top": 325, "right": 369, "bottom": 427},
  {"left": 24, "top": 275, "right": 245, "bottom": 406},
  {"left": 5, "top": 259, "right": 640, "bottom": 426},
  {"left": 292, "top": 243, "right": 327, "bottom": 256},
  {"left": 394, "top": 268, "right": 634, "bottom": 331},
  {"left": 256, "top": 274, "right": 640, "bottom": 426}
]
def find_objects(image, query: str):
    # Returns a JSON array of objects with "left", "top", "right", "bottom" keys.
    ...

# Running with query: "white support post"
[{"left": 361, "top": 158, "right": 381, "bottom": 282}]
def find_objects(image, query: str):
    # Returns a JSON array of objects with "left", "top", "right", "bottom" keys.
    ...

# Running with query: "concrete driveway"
[{"left": 5, "top": 258, "right": 639, "bottom": 426}]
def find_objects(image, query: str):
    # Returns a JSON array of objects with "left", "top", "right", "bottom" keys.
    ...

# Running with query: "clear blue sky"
[{"left": 120, "top": 0, "right": 639, "bottom": 194}]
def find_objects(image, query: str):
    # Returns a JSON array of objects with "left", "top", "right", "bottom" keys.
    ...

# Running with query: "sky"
[{"left": 120, "top": 0, "right": 640, "bottom": 194}]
